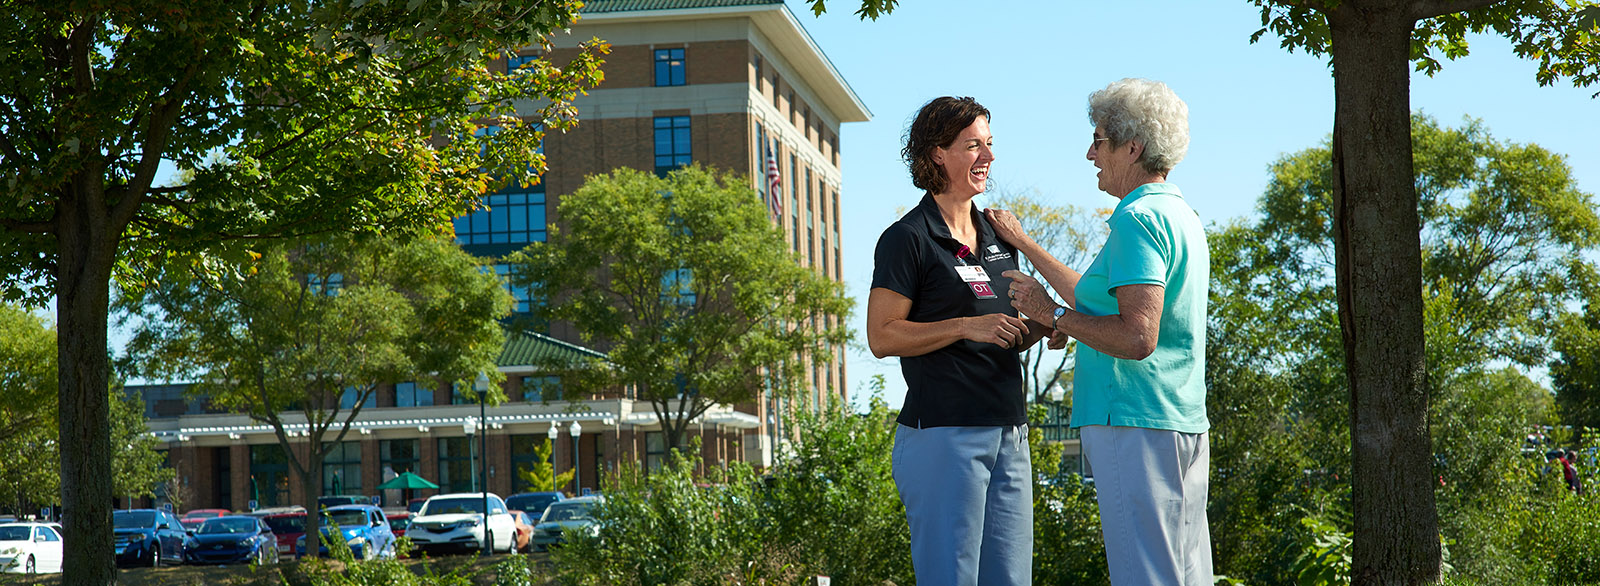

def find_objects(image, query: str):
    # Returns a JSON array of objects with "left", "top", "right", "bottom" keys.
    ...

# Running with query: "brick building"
[{"left": 137, "top": 0, "right": 869, "bottom": 512}]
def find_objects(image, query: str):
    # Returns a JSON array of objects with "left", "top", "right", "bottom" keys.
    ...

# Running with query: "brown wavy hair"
[{"left": 901, "top": 96, "right": 990, "bottom": 194}]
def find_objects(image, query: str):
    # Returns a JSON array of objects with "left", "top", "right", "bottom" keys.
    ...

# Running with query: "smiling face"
[
  {"left": 931, "top": 117, "right": 994, "bottom": 198},
  {"left": 1087, "top": 126, "right": 1142, "bottom": 198}
]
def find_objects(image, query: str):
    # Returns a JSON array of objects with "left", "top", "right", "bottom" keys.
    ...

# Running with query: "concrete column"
[
  {"left": 419, "top": 433, "right": 439, "bottom": 499},
  {"left": 361, "top": 438, "right": 380, "bottom": 499}
]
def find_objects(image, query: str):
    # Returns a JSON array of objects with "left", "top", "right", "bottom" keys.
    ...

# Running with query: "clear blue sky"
[{"left": 787, "top": 0, "right": 1600, "bottom": 410}]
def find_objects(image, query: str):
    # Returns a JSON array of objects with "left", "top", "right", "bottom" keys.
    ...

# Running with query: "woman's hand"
[
  {"left": 984, "top": 208, "right": 1033, "bottom": 248},
  {"left": 962, "top": 313, "right": 1029, "bottom": 349},
  {"left": 1001, "top": 270, "right": 1060, "bottom": 324}
]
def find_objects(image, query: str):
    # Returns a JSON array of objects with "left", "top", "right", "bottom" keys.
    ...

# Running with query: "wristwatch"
[{"left": 1052, "top": 306, "right": 1067, "bottom": 329}]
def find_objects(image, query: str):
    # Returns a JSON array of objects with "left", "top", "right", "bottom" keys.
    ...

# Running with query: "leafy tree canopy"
[{"left": 509, "top": 165, "right": 853, "bottom": 451}]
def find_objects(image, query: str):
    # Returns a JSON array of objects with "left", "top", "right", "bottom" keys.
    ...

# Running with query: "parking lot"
[{"left": 0, "top": 551, "right": 551, "bottom": 586}]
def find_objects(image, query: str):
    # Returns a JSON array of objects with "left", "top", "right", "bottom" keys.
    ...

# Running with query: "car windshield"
[
  {"left": 262, "top": 515, "right": 305, "bottom": 534},
  {"left": 389, "top": 517, "right": 411, "bottom": 530},
  {"left": 113, "top": 511, "right": 155, "bottom": 529},
  {"left": 325, "top": 510, "right": 370, "bottom": 529},
  {"left": 198, "top": 518, "right": 258, "bottom": 534},
  {"left": 542, "top": 502, "right": 593, "bottom": 522},
  {"left": 0, "top": 526, "right": 30, "bottom": 541},
  {"left": 421, "top": 498, "right": 484, "bottom": 516},
  {"left": 507, "top": 494, "right": 559, "bottom": 512}
]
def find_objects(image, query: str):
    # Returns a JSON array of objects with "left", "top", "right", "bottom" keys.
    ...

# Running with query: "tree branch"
[{"left": 1410, "top": 0, "right": 1508, "bottom": 21}]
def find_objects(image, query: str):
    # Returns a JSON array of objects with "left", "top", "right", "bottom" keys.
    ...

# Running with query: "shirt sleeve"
[
  {"left": 1102, "top": 209, "right": 1170, "bottom": 292},
  {"left": 871, "top": 222, "right": 923, "bottom": 300}
]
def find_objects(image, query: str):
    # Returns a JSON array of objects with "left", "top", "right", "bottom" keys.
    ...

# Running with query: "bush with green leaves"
[
  {"left": 290, "top": 530, "right": 539, "bottom": 586},
  {"left": 553, "top": 393, "right": 912, "bottom": 586}
]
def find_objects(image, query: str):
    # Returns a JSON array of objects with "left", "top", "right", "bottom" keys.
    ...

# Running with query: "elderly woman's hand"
[
  {"left": 984, "top": 208, "right": 1033, "bottom": 249},
  {"left": 1000, "top": 270, "right": 1059, "bottom": 324}
]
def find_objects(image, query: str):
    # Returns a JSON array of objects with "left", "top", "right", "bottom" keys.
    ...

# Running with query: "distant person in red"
[{"left": 1562, "top": 450, "right": 1583, "bottom": 495}]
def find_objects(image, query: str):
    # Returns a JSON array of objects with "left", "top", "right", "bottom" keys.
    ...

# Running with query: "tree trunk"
[
  {"left": 298, "top": 448, "right": 325, "bottom": 559},
  {"left": 1327, "top": 6, "right": 1441, "bottom": 585},
  {"left": 56, "top": 185, "right": 118, "bottom": 586}
]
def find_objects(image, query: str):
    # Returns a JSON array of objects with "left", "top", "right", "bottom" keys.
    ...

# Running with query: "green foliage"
[
  {"left": 1550, "top": 272, "right": 1600, "bottom": 443},
  {"left": 803, "top": 0, "right": 899, "bottom": 20},
  {"left": 0, "top": 305, "right": 171, "bottom": 510},
  {"left": 0, "top": 0, "right": 609, "bottom": 303},
  {"left": 1204, "top": 114, "right": 1596, "bottom": 584},
  {"left": 121, "top": 232, "right": 511, "bottom": 556},
  {"left": 293, "top": 527, "right": 541, "bottom": 586},
  {"left": 509, "top": 165, "right": 853, "bottom": 452},
  {"left": 1290, "top": 514, "right": 1353, "bottom": 586},
  {"left": 553, "top": 393, "right": 912, "bottom": 586},
  {"left": 1247, "top": 0, "right": 1600, "bottom": 88},
  {"left": 515, "top": 437, "right": 575, "bottom": 493}
]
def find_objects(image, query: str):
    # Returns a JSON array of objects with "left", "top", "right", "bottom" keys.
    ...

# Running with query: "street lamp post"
[
  {"left": 474, "top": 372, "right": 491, "bottom": 556},
  {"left": 569, "top": 421, "right": 582, "bottom": 495},
  {"left": 462, "top": 418, "right": 477, "bottom": 492},
  {"left": 547, "top": 422, "right": 561, "bottom": 493}
]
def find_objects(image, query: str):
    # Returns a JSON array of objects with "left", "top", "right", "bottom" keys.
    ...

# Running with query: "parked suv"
[
  {"left": 406, "top": 493, "right": 517, "bottom": 555},
  {"left": 112, "top": 509, "right": 186, "bottom": 567}
]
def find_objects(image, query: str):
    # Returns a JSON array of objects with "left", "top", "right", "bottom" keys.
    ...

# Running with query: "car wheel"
[
  {"left": 150, "top": 546, "right": 161, "bottom": 568},
  {"left": 362, "top": 541, "right": 375, "bottom": 561},
  {"left": 24, "top": 555, "right": 35, "bottom": 574}
]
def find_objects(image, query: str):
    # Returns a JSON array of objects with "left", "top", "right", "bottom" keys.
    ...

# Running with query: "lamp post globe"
[{"left": 569, "top": 421, "right": 582, "bottom": 495}]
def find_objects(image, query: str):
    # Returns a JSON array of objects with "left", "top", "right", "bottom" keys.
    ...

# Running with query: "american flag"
[{"left": 764, "top": 138, "right": 783, "bottom": 220}]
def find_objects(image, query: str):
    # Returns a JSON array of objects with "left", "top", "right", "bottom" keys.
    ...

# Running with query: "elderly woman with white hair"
[{"left": 988, "top": 78, "right": 1212, "bottom": 585}]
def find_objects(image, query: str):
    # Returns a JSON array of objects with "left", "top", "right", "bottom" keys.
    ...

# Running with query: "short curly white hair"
[{"left": 1088, "top": 78, "right": 1189, "bottom": 175}]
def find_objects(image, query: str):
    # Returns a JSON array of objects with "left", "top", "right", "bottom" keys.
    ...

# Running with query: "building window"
[
  {"left": 250, "top": 444, "right": 291, "bottom": 508},
  {"left": 752, "top": 53, "right": 763, "bottom": 92},
  {"left": 755, "top": 122, "right": 768, "bottom": 200},
  {"left": 654, "top": 116, "right": 691, "bottom": 177},
  {"left": 340, "top": 387, "right": 376, "bottom": 410},
  {"left": 437, "top": 437, "right": 475, "bottom": 494},
  {"left": 450, "top": 382, "right": 474, "bottom": 405},
  {"left": 654, "top": 48, "right": 685, "bottom": 86},
  {"left": 645, "top": 432, "right": 665, "bottom": 471},
  {"left": 771, "top": 76, "right": 781, "bottom": 110},
  {"left": 507, "top": 53, "right": 539, "bottom": 74},
  {"left": 323, "top": 441, "right": 361, "bottom": 495},
  {"left": 395, "top": 381, "right": 434, "bottom": 408},
  {"left": 490, "top": 263, "right": 534, "bottom": 314},
  {"left": 308, "top": 273, "right": 343, "bottom": 296},
  {"left": 521, "top": 375, "right": 562, "bottom": 402},
  {"left": 379, "top": 439, "right": 418, "bottom": 507},
  {"left": 454, "top": 187, "right": 547, "bottom": 246},
  {"left": 661, "top": 267, "right": 695, "bottom": 308}
]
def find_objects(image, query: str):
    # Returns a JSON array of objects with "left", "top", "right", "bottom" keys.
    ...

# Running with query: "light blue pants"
[
  {"left": 892, "top": 424, "right": 1032, "bottom": 586},
  {"left": 1081, "top": 425, "right": 1213, "bottom": 586}
]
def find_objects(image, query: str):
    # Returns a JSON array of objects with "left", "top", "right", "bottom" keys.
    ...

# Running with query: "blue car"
[
  {"left": 183, "top": 515, "right": 279, "bottom": 566},
  {"left": 295, "top": 505, "right": 395, "bottom": 561},
  {"left": 113, "top": 509, "right": 187, "bottom": 567}
]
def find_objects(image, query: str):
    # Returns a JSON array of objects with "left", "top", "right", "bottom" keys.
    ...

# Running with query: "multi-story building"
[{"left": 135, "top": 0, "right": 869, "bottom": 512}]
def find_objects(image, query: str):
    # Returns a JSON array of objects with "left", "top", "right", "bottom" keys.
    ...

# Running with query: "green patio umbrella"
[
  {"left": 376, "top": 472, "right": 439, "bottom": 490},
  {"left": 377, "top": 471, "right": 439, "bottom": 508}
]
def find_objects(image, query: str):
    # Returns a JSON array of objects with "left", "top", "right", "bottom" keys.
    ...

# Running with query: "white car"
[
  {"left": 405, "top": 493, "right": 517, "bottom": 555},
  {"left": 0, "top": 522, "right": 63, "bottom": 574}
]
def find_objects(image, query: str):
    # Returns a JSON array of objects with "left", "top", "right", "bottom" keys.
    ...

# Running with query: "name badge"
[
  {"left": 969, "top": 282, "right": 998, "bottom": 299},
  {"left": 953, "top": 265, "right": 990, "bottom": 283}
]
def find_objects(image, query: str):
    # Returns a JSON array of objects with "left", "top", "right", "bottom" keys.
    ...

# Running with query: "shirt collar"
[
  {"left": 1109, "top": 182, "right": 1184, "bottom": 221},
  {"left": 916, "top": 193, "right": 997, "bottom": 251}
]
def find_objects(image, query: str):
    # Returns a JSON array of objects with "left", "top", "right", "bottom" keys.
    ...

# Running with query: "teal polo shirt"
[{"left": 1069, "top": 182, "right": 1210, "bottom": 434}]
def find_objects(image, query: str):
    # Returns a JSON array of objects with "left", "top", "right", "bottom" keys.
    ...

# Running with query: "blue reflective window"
[
  {"left": 653, "top": 116, "right": 691, "bottom": 177},
  {"left": 507, "top": 54, "right": 539, "bottom": 75},
  {"left": 395, "top": 382, "right": 434, "bottom": 408},
  {"left": 654, "top": 48, "right": 685, "bottom": 87}
]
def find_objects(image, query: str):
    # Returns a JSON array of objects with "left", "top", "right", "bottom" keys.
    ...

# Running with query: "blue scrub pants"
[{"left": 892, "top": 424, "right": 1032, "bottom": 586}]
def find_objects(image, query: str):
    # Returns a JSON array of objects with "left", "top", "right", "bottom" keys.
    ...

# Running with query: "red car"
[
  {"left": 179, "top": 509, "right": 230, "bottom": 531},
  {"left": 252, "top": 508, "right": 307, "bottom": 558},
  {"left": 385, "top": 511, "right": 413, "bottom": 539}
]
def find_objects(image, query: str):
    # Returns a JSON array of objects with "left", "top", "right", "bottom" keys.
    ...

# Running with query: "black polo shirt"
[{"left": 871, "top": 194, "right": 1027, "bottom": 428}]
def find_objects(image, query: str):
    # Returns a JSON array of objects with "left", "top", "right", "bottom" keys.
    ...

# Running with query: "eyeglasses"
[{"left": 1091, "top": 136, "right": 1111, "bottom": 147}]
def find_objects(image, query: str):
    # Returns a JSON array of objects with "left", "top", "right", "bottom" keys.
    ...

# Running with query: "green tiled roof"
[
  {"left": 579, "top": 0, "right": 784, "bottom": 13},
  {"left": 498, "top": 329, "right": 608, "bottom": 368}
]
